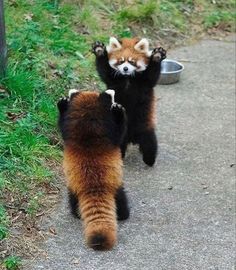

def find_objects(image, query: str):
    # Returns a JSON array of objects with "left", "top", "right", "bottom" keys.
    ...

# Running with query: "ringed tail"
[{"left": 79, "top": 192, "right": 117, "bottom": 250}]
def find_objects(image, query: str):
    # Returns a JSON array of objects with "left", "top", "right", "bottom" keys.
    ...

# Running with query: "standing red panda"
[
  {"left": 57, "top": 89, "right": 129, "bottom": 250},
  {"left": 92, "top": 37, "right": 166, "bottom": 166}
]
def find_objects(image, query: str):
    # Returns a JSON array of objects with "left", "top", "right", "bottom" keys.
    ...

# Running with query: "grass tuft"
[
  {"left": 3, "top": 256, "right": 22, "bottom": 270},
  {"left": 117, "top": 1, "right": 157, "bottom": 23}
]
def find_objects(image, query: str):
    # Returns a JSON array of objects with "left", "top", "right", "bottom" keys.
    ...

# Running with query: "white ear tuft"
[
  {"left": 134, "top": 38, "right": 150, "bottom": 55},
  {"left": 106, "top": 37, "right": 122, "bottom": 54},
  {"left": 105, "top": 89, "right": 115, "bottom": 104},
  {"left": 68, "top": 89, "right": 79, "bottom": 100}
]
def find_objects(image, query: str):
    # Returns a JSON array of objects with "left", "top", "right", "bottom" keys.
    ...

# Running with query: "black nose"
[{"left": 123, "top": 66, "right": 128, "bottom": 72}]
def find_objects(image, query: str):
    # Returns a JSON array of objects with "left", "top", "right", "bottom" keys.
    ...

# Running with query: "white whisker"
[{"left": 114, "top": 70, "right": 120, "bottom": 78}]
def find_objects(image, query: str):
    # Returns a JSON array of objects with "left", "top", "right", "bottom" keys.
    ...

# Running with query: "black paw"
[
  {"left": 121, "top": 144, "right": 127, "bottom": 159},
  {"left": 151, "top": 47, "right": 166, "bottom": 62},
  {"left": 142, "top": 143, "right": 158, "bottom": 166},
  {"left": 68, "top": 190, "right": 80, "bottom": 219},
  {"left": 111, "top": 103, "right": 125, "bottom": 113},
  {"left": 117, "top": 208, "right": 130, "bottom": 220},
  {"left": 57, "top": 97, "right": 69, "bottom": 113},
  {"left": 111, "top": 103, "right": 126, "bottom": 123},
  {"left": 143, "top": 155, "right": 156, "bottom": 167},
  {"left": 92, "top": 41, "right": 106, "bottom": 56},
  {"left": 115, "top": 187, "right": 130, "bottom": 221},
  {"left": 139, "top": 131, "right": 158, "bottom": 166}
]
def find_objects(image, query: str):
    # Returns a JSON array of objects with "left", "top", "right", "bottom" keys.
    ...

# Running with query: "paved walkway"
[{"left": 29, "top": 36, "right": 235, "bottom": 270}]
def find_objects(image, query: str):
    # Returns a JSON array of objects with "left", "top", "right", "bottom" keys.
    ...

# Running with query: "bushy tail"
[{"left": 79, "top": 193, "right": 117, "bottom": 250}]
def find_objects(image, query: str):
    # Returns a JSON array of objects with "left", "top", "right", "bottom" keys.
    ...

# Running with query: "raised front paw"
[
  {"left": 151, "top": 47, "right": 166, "bottom": 62},
  {"left": 111, "top": 103, "right": 125, "bottom": 113},
  {"left": 92, "top": 41, "right": 106, "bottom": 57},
  {"left": 111, "top": 103, "right": 126, "bottom": 123},
  {"left": 57, "top": 97, "right": 69, "bottom": 113}
]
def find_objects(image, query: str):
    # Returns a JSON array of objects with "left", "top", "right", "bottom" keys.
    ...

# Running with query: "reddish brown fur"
[
  {"left": 62, "top": 91, "right": 123, "bottom": 250},
  {"left": 93, "top": 38, "right": 166, "bottom": 166},
  {"left": 108, "top": 38, "right": 149, "bottom": 66},
  {"left": 107, "top": 38, "right": 155, "bottom": 130}
]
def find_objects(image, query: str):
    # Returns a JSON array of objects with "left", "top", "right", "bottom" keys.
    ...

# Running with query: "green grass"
[
  {"left": 0, "top": 205, "right": 9, "bottom": 240},
  {"left": 3, "top": 256, "right": 22, "bottom": 270},
  {"left": 0, "top": 0, "right": 235, "bottom": 265}
]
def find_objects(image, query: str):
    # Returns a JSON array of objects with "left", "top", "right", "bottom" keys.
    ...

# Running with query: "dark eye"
[
  {"left": 128, "top": 60, "right": 136, "bottom": 66},
  {"left": 119, "top": 59, "right": 125, "bottom": 64}
]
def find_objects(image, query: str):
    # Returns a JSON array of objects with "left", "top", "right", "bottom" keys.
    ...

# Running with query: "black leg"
[
  {"left": 111, "top": 103, "right": 126, "bottom": 125},
  {"left": 68, "top": 190, "right": 80, "bottom": 218},
  {"left": 137, "top": 129, "right": 158, "bottom": 166},
  {"left": 144, "top": 47, "right": 167, "bottom": 87},
  {"left": 92, "top": 41, "right": 114, "bottom": 84},
  {"left": 120, "top": 136, "right": 128, "bottom": 159},
  {"left": 111, "top": 103, "right": 127, "bottom": 138},
  {"left": 57, "top": 97, "right": 69, "bottom": 136},
  {"left": 115, "top": 186, "right": 129, "bottom": 220},
  {"left": 57, "top": 97, "right": 69, "bottom": 115}
]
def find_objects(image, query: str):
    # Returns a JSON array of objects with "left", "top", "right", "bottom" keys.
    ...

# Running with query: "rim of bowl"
[{"left": 161, "top": 59, "right": 184, "bottom": 74}]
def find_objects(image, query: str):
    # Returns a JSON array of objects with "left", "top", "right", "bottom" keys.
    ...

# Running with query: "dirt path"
[{"left": 27, "top": 36, "right": 235, "bottom": 270}]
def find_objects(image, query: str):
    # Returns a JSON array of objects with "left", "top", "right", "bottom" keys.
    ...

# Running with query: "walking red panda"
[
  {"left": 57, "top": 89, "right": 129, "bottom": 250},
  {"left": 92, "top": 37, "right": 166, "bottom": 166}
]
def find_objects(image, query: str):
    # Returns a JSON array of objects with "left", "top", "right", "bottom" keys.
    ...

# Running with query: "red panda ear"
[
  {"left": 68, "top": 89, "right": 80, "bottom": 100},
  {"left": 106, "top": 37, "right": 122, "bottom": 53},
  {"left": 105, "top": 89, "right": 115, "bottom": 104},
  {"left": 134, "top": 38, "right": 151, "bottom": 56}
]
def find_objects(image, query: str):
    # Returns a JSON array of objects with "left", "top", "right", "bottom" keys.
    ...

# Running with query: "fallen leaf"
[
  {"left": 6, "top": 112, "right": 26, "bottom": 122},
  {"left": 49, "top": 227, "right": 57, "bottom": 235},
  {"left": 72, "top": 259, "right": 80, "bottom": 265},
  {"left": 47, "top": 61, "right": 57, "bottom": 70},
  {"left": 36, "top": 212, "right": 45, "bottom": 218},
  {"left": 24, "top": 13, "right": 34, "bottom": 21},
  {"left": 52, "top": 69, "right": 63, "bottom": 78}
]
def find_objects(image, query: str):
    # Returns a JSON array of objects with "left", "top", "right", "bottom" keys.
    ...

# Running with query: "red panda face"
[{"left": 106, "top": 37, "right": 151, "bottom": 76}]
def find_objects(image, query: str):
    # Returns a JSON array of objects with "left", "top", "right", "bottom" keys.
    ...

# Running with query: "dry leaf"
[
  {"left": 47, "top": 61, "right": 57, "bottom": 69},
  {"left": 24, "top": 13, "right": 34, "bottom": 21},
  {"left": 6, "top": 112, "right": 26, "bottom": 122},
  {"left": 72, "top": 259, "right": 80, "bottom": 265},
  {"left": 49, "top": 227, "right": 57, "bottom": 235}
]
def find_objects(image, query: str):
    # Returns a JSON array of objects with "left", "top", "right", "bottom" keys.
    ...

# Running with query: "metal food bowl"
[{"left": 158, "top": 59, "right": 184, "bottom": 85}]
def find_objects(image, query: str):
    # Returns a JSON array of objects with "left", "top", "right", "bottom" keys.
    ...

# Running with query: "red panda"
[
  {"left": 92, "top": 37, "right": 166, "bottom": 166},
  {"left": 57, "top": 89, "right": 129, "bottom": 250},
  {"left": 106, "top": 37, "right": 151, "bottom": 75}
]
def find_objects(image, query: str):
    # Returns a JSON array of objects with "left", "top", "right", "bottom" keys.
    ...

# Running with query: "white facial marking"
[
  {"left": 106, "top": 37, "right": 122, "bottom": 53},
  {"left": 147, "top": 50, "right": 152, "bottom": 57},
  {"left": 136, "top": 59, "right": 147, "bottom": 72},
  {"left": 105, "top": 89, "right": 115, "bottom": 104},
  {"left": 117, "top": 61, "right": 136, "bottom": 75},
  {"left": 68, "top": 89, "right": 79, "bottom": 100},
  {"left": 109, "top": 58, "right": 146, "bottom": 75},
  {"left": 109, "top": 58, "right": 118, "bottom": 70}
]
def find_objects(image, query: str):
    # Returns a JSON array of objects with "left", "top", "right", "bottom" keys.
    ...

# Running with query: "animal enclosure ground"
[{"left": 0, "top": 0, "right": 235, "bottom": 268}]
